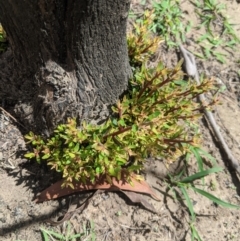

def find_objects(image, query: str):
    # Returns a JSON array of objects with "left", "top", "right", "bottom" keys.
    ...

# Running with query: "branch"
[{"left": 179, "top": 45, "right": 240, "bottom": 175}]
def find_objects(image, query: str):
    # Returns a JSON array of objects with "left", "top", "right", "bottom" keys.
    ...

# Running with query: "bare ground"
[{"left": 1, "top": 1, "right": 240, "bottom": 240}]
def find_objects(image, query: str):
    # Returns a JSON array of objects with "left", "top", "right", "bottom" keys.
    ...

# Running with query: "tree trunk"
[{"left": 0, "top": 0, "right": 131, "bottom": 135}]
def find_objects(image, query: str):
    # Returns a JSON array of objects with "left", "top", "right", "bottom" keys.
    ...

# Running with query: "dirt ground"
[{"left": 1, "top": 1, "right": 240, "bottom": 240}]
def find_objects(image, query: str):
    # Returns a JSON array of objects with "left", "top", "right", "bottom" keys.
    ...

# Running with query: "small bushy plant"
[
  {"left": 193, "top": 0, "right": 240, "bottom": 63},
  {"left": 25, "top": 11, "right": 215, "bottom": 188},
  {"left": 0, "top": 24, "right": 7, "bottom": 52},
  {"left": 150, "top": 0, "right": 192, "bottom": 47}
]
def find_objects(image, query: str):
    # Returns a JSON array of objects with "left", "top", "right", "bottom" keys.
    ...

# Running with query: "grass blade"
[
  {"left": 192, "top": 187, "right": 240, "bottom": 209},
  {"left": 40, "top": 229, "right": 50, "bottom": 241},
  {"left": 180, "top": 186, "right": 196, "bottom": 221},
  {"left": 180, "top": 167, "right": 223, "bottom": 183},
  {"left": 189, "top": 146, "right": 203, "bottom": 172},
  {"left": 41, "top": 228, "right": 65, "bottom": 239},
  {"left": 190, "top": 223, "right": 203, "bottom": 241},
  {"left": 69, "top": 233, "right": 85, "bottom": 239},
  {"left": 197, "top": 148, "right": 217, "bottom": 166},
  {"left": 90, "top": 220, "right": 96, "bottom": 241}
]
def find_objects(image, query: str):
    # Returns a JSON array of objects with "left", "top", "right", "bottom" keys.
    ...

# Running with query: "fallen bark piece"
[
  {"left": 120, "top": 190, "right": 158, "bottom": 214},
  {"left": 36, "top": 175, "right": 161, "bottom": 203},
  {"left": 46, "top": 189, "right": 158, "bottom": 226}
]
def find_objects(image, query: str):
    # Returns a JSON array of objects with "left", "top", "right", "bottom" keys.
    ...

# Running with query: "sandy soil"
[{"left": 1, "top": 1, "right": 240, "bottom": 240}]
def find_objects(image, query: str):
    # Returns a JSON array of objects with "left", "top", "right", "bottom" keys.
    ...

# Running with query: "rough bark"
[{"left": 0, "top": 0, "right": 131, "bottom": 135}]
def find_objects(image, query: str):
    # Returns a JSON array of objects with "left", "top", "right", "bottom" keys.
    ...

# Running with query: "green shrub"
[{"left": 25, "top": 12, "right": 215, "bottom": 188}]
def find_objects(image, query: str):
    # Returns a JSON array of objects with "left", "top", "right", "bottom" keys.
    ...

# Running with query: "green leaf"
[
  {"left": 96, "top": 166, "right": 101, "bottom": 174},
  {"left": 40, "top": 229, "right": 50, "bottom": 241},
  {"left": 196, "top": 148, "right": 217, "bottom": 166},
  {"left": 214, "top": 53, "right": 225, "bottom": 63},
  {"left": 131, "top": 124, "right": 138, "bottom": 132},
  {"left": 192, "top": 187, "right": 240, "bottom": 209},
  {"left": 180, "top": 167, "right": 223, "bottom": 183},
  {"left": 24, "top": 132, "right": 35, "bottom": 140},
  {"left": 112, "top": 118, "right": 118, "bottom": 126},
  {"left": 91, "top": 220, "right": 96, "bottom": 241},
  {"left": 68, "top": 152, "right": 75, "bottom": 158},
  {"left": 190, "top": 224, "right": 203, "bottom": 241},
  {"left": 118, "top": 119, "right": 126, "bottom": 127},
  {"left": 24, "top": 153, "right": 36, "bottom": 159},
  {"left": 148, "top": 111, "right": 160, "bottom": 120},
  {"left": 180, "top": 186, "right": 196, "bottom": 221},
  {"left": 108, "top": 165, "right": 116, "bottom": 176},
  {"left": 127, "top": 165, "right": 143, "bottom": 172},
  {"left": 65, "top": 159, "right": 71, "bottom": 165},
  {"left": 173, "top": 80, "right": 187, "bottom": 86},
  {"left": 69, "top": 233, "right": 85, "bottom": 239},
  {"left": 74, "top": 143, "right": 80, "bottom": 152},
  {"left": 40, "top": 228, "right": 64, "bottom": 240},
  {"left": 42, "top": 153, "right": 51, "bottom": 159},
  {"left": 189, "top": 146, "right": 203, "bottom": 172}
]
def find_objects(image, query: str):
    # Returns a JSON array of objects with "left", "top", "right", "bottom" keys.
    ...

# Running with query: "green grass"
[
  {"left": 192, "top": 0, "right": 240, "bottom": 63},
  {"left": 150, "top": 0, "right": 192, "bottom": 47},
  {"left": 166, "top": 146, "right": 239, "bottom": 240},
  {"left": 130, "top": 0, "right": 240, "bottom": 63},
  {"left": 40, "top": 221, "right": 96, "bottom": 241},
  {"left": 15, "top": 221, "right": 96, "bottom": 241}
]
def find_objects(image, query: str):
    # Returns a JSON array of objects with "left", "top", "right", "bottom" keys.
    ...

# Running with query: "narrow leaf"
[
  {"left": 190, "top": 146, "right": 203, "bottom": 172},
  {"left": 40, "top": 228, "right": 64, "bottom": 239},
  {"left": 197, "top": 148, "right": 217, "bottom": 166},
  {"left": 180, "top": 167, "right": 223, "bottom": 183},
  {"left": 40, "top": 229, "right": 49, "bottom": 241},
  {"left": 180, "top": 186, "right": 195, "bottom": 221},
  {"left": 192, "top": 187, "right": 240, "bottom": 209},
  {"left": 190, "top": 224, "right": 203, "bottom": 241},
  {"left": 36, "top": 175, "right": 161, "bottom": 202},
  {"left": 24, "top": 153, "right": 36, "bottom": 159}
]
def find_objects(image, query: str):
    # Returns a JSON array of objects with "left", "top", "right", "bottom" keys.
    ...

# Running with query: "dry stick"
[
  {"left": 179, "top": 45, "right": 240, "bottom": 175},
  {"left": 0, "top": 106, "right": 28, "bottom": 130}
]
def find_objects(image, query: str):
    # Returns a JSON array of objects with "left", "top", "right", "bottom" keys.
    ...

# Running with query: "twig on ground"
[
  {"left": 179, "top": 45, "right": 240, "bottom": 175},
  {"left": 113, "top": 220, "right": 151, "bottom": 230},
  {"left": 0, "top": 106, "right": 28, "bottom": 130}
]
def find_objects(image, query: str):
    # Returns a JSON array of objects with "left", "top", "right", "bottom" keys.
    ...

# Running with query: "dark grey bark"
[{"left": 0, "top": 0, "right": 131, "bottom": 135}]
